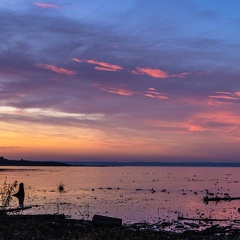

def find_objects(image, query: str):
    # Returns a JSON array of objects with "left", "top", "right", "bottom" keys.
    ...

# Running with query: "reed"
[{"left": 0, "top": 178, "right": 18, "bottom": 209}]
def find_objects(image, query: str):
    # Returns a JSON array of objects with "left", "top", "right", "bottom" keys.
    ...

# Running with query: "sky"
[{"left": 0, "top": 0, "right": 240, "bottom": 162}]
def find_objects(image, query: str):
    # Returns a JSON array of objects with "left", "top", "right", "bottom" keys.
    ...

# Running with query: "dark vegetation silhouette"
[{"left": 0, "top": 156, "right": 69, "bottom": 166}]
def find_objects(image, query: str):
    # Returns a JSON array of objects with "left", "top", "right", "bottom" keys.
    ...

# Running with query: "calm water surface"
[{"left": 1, "top": 166, "right": 240, "bottom": 223}]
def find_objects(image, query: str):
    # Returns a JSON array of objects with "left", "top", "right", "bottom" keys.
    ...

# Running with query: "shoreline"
[{"left": 0, "top": 213, "right": 239, "bottom": 239}]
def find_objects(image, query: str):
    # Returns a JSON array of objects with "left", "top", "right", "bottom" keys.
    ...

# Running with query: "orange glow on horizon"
[{"left": 1, "top": 100, "right": 239, "bottom": 161}]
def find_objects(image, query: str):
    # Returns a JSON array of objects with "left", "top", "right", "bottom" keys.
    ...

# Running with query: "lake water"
[{"left": 1, "top": 166, "right": 240, "bottom": 224}]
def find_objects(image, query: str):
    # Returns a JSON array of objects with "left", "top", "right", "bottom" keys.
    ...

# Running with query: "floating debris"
[{"left": 151, "top": 188, "right": 156, "bottom": 194}]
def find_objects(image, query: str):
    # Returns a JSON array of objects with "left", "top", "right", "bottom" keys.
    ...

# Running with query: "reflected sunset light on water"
[{"left": 1, "top": 166, "right": 240, "bottom": 223}]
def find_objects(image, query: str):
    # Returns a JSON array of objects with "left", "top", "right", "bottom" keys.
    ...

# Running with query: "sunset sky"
[{"left": 1, "top": 1, "right": 240, "bottom": 162}]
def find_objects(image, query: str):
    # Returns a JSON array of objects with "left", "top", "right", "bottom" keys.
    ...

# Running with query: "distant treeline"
[
  {"left": 0, "top": 156, "right": 69, "bottom": 166},
  {"left": 69, "top": 161, "right": 240, "bottom": 167},
  {"left": 1, "top": 156, "right": 240, "bottom": 167}
]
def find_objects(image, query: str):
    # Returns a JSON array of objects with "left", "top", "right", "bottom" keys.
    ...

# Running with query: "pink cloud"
[
  {"left": 72, "top": 58, "right": 82, "bottom": 63},
  {"left": 72, "top": 58, "right": 123, "bottom": 72},
  {"left": 148, "top": 88, "right": 157, "bottom": 91},
  {"left": 235, "top": 91, "right": 240, "bottom": 97},
  {"left": 131, "top": 67, "right": 190, "bottom": 79},
  {"left": 209, "top": 95, "right": 238, "bottom": 100},
  {"left": 86, "top": 59, "right": 122, "bottom": 72},
  {"left": 95, "top": 84, "right": 133, "bottom": 96},
  {"left": 197, "top": 70, "right": 213, "bottom": 75},
  {"left": 35, "top": 64, "right": 77, "bottom": 76},
  {"left": 186, "top": 111, "right": 240, "bottom": 132},
  {"left": 34, "top": 2, "right": 59, "bottom": 8},
  {"left": 171, "top": 72, "right": 191, "bottom": 78},
  {"left": 131, "top": 67, "right": 170, "bottom": 78},
  {"left": 144, "top": 88, "right": 169, "bottom": 99},
  {"left": 94, "top": 66, "right": 119, "bottom": 72},
  {"left": 95, "top": 84, "right": 169, "bottom": 100},
  {"left": 187, "top": 125, "right": 205, "bottom": 132},
  {"left": 208, "top": 91, "right": 240, "bottom": 101},
  {"left": 215, "top": 91, "right": 233, "bottom": 95}
]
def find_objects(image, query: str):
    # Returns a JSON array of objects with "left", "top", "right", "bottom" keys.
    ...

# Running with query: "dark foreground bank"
[{"left": 1, "top": 214, "right": 240, "bottom": 240}]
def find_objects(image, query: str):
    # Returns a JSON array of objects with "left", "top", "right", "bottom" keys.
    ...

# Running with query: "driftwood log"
[{"left": 204, "top": 195, "right": 240, "bottom": 203}]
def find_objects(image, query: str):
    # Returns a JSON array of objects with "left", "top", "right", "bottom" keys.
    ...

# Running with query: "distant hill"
[{"left": 0, "top": 156, "right": 69, "bottom": 166}]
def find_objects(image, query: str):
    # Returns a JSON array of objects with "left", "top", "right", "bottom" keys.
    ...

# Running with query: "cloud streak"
[
  {"left": 209, "top": 91, "right": 240, "bottom": 101},
  {"left": 95, "top": 84, "right": 169, "bottom": 100},
  {"left": 131, "top": 67, "right": 190, "bottom": 79},
  {"left": 35, "top": 64, "right": 77, "bottom": 76},
  {"left": 73, "top": 58, "right": 123, "bottom": 72},
  {"left": 34, "top": 2, "right": 59, "bottom": 9}
]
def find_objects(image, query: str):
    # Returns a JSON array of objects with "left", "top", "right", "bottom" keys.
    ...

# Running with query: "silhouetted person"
[{"left": 12, "top": 183, "right": 25, "bottom": 208}]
